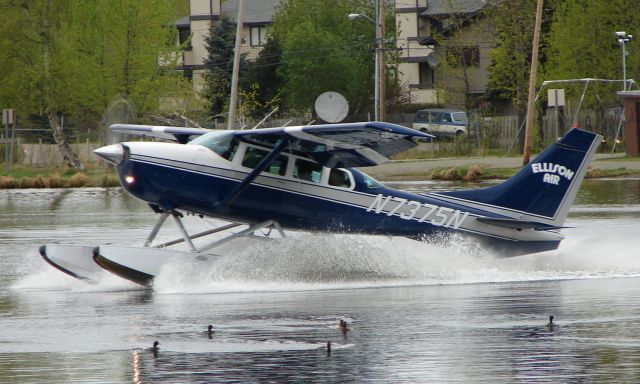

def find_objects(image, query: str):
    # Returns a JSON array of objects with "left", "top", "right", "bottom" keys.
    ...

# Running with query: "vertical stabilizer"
[{"left": 438, "top": 129, "right": 602, "bottom": 226}]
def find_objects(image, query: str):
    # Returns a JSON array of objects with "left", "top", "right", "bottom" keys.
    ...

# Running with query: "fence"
[
  {"left": 2, "top": 108, "right": 626, "bottom": 167},
  {"left": 18, "top": 140, "right": 102, "bottom": 166}
]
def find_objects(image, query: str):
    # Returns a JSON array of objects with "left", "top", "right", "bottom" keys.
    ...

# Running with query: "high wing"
[
  {"left": 110, "top": 122, "right": 433, "bottom": 168},
  {"left": 110, "top": 124, "right": 211, "bottom": 144},
  {"left": 235, "top": 122, "right": 433, "bottom": 168}
]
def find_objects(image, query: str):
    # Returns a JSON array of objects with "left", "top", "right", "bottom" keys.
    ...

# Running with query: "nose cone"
[{"left": 94, "top": 144, "right": 124, "bottom": 165}]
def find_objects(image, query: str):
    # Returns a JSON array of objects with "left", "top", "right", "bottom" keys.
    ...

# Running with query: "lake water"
[{"left": 1, "top": 179, "right": 640, "bottom": 383}]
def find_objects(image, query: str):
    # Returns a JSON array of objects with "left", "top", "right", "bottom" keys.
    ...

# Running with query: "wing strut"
[{"left": 214, "top": 138, "right": 289, "bottom": 210}]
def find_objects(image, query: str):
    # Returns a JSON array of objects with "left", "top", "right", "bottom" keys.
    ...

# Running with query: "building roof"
[
  {"left": 421, "top": 0, "right": 486, "bottom": 16},
  {"left": 222, "top": 0, "right": 280, "bottom": 25}
]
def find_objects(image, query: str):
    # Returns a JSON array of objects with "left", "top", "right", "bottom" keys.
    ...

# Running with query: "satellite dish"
[
  {"left": 314, "top": 91, "right": 349, "bottom": 123},
  {"left": 426, "top": 52, "right": 440, "bottom": 69}
]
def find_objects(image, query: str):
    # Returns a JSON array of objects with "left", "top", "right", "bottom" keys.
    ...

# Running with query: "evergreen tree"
[
  {"left": 203, "top": 14, "right": 246, "bottom": 117},
  {"left": 242, "top": 36, "right": 285, "bottom": 118}
]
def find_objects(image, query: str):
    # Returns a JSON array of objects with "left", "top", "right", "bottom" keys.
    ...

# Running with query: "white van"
[{"left": 412, "top": 108, "right": 468, "bottom": 137}]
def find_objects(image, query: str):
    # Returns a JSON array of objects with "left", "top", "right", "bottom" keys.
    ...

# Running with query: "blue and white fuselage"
[{"left": 96, "top": 122, "right": 601, "bottom": 257}]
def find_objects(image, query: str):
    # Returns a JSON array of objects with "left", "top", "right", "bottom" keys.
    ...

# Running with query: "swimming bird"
[
  {"left": 327, "top": 341, "right": 332, "bottom": 356},
  {"left": 151, "top": 341, "right": 159, "bottom": 358},
  {"left": 208, "top": 324, "right": 214, "bottom": 339},
  {"left": 547, "top": 315, "right": 555, "bottom": 331},
  {"left": 339, "top": 319, "right": 349, "bottom": 335}
]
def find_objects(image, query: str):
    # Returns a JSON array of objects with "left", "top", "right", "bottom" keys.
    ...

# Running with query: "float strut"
[
  {"left": 171, "top": 212, "right": 197, "bottom": 251},
  {"left": 144, "top": 212, "right": 170, "bottom": 247},
  {"left": 199, "top": 220, "right": 285, "bottom": 252}
]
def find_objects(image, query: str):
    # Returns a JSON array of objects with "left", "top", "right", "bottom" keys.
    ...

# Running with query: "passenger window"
[
  {"left": 442, "top": 113, "right": 452, "bottom": 123},
  {"left": 294, "top": 159, "right": 322, "bottom": 183},
  {"left": 242, "top": 147, "right": 288, "bottom": 176},
  {"left": 242, "top": 147, "right": 267, "bottom": 169},
  {"left": 328, "top": 169, "right": 352, "bottom": 188},
  {"left": 267, "top": 156, "right": 288, "bottom": 176}
]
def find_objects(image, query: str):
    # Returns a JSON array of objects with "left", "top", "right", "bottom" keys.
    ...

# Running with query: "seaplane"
[{"left": 40, "top": 121, "right": 602, "bottom": 286}]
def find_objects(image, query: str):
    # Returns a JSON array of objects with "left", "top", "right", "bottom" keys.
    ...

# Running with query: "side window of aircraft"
[
  {"left": 294, "top": 159, "right": 322, "bottom": 183},
  {"left": 362, "top": 173, "right": 384, "bottom": 189},
  {"left": 328, "top": 168, "right": 352, "bottom": 188},
  {"left": 189, "top": 132, "right": 239, "bottom": 161},
  {"left": 268, "top": 155, "right": 288, "bottom": 176},
  {"left": 241, "top": 147, "right": 288, "bottom": 176}
]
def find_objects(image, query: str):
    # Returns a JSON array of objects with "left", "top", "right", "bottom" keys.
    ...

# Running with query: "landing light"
[{"left": 125, "top": 175, "right": 135, "bottom": 184}]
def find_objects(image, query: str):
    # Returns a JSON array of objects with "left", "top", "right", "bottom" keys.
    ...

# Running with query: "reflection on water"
[{"left": 1, "top": 181, "right": 640, "bottom": 383}]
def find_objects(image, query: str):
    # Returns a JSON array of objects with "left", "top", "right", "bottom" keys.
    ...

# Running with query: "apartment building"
[
  {"left": 178, "top": 0, "right": 280, "bottom": 92},
  {"left": 177, "top": 0, "right": 490, "bottom": 109},
  {"left": 395, "top": 0, "right": 491, "bottom": 107}
]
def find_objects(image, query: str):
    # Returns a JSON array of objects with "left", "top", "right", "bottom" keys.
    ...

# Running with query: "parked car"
[{"left": 412, "top": 108, "right": 468, "bottom": 138}]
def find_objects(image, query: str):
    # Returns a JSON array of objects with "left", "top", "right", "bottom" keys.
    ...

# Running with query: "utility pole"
[
  {"left": 522, "top": 0, "right": 543, "bottom": 165},
  {"left": 228, "top": 0, "right": 245, "bottom": 130},
  {"left": 3, "top": 109, "right": 14, "bottom": 173},
  {"left": 378, "top": 0, "right": 385, "bottom": 121}
]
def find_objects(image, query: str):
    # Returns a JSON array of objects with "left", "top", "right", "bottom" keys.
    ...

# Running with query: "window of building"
[
  {"left": 250, "top": 26, "right": 267, "bottom": 47},
  {"left": 419, "top": 62, "right": 435, "bottom": 87},
  {"left": 183, "top": 67, "right": 193, "bottom": 81},
  {"left": 446, "top": 46, "right": 480, "bottom": 68},
  {"left": 178, "top": 28, "right": 192, "bottom": 49}
]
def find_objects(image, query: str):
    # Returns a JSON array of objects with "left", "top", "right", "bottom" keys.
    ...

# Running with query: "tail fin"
[{"left": 439, "top": 129, "right": 602, "bottom": 226}]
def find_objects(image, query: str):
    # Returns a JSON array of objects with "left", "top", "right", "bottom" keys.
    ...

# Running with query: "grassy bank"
[
  {"left": 376, "top": 165, "right": 640, "bottom": 182},
  {"left": 0, "top": 166, "right": 120, "bottom": 189},
  {"left": 2, "top": 162, "right": 639, "bottom": 189}
]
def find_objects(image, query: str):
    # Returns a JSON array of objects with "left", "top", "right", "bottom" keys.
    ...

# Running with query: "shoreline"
[
  {"left": 2, "top": 154, "right": 640, "bottom": 189},
  {"left": 366, "top": 153, "right": 640, "bottom": 181}
]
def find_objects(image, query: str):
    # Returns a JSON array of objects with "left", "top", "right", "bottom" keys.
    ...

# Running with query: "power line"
[{"left": 199, "top": 45, "right": 376, "bottom": 74}]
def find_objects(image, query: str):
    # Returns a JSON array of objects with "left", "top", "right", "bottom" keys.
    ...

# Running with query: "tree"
[
  {"left": 203, "top": 14, "right": 245, "bottom": 117},
  {"left": 271, "top": 0, "right": 380, "bottom": 116},
  {"left": 0, "top": 0, "right": 191, "bottom": 169},
  {"left": 544, "top": 0, "right": 640, "bottom": 85},
  {"left": 241, "top": 36, "right": 285, "bottom": 119},
  {"left": 485, "top": 0, "right": 539, "bottom": 117}
]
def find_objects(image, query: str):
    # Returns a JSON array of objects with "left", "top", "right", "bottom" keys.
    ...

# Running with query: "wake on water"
[{"left": 13, "top": 218, "right": 640, "bottom": 294}]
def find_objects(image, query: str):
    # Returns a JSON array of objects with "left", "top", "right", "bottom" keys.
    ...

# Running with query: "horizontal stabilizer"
[{"left": 476, "top": 217, "right": 570, "bottom": 231}]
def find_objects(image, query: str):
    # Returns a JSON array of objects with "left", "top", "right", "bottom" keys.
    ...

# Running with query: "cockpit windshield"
[
  {"left": 189, "top": 132, "right": 239, "bottom": 161},
  {"left": 362, "top": 173, "right": 384, "bottom": 189}
]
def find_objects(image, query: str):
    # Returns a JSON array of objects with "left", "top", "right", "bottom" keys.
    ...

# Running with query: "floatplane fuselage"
[{"left": 40, "top": 122, "right": 602, "bottom": 286}]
